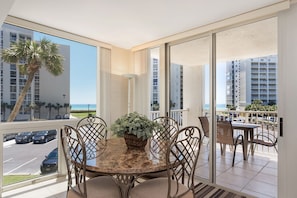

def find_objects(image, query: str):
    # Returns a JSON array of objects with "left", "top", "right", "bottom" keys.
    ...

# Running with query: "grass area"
[
  {"left": 3, "top": 175, "right": 40, "bottom": 186},
  {"left": 70, "top": 111, "right": 96, "bottom": 119}
]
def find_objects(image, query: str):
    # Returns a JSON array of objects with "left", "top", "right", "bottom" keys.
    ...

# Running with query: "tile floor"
[
  {"left": 196, "top": 143, "right": 278, "bottom": 198},
  {"left": 2, "top": 144, "right": 277, "bottom": 198}
]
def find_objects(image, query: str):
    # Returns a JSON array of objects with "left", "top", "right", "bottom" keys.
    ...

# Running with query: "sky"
[{"left": 34, "top": 32, "right": 97, "bottom": 105}]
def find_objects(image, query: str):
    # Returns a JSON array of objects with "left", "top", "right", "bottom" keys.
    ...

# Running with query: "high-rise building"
[
  {"left": 226, "top": 55, "right": 277, "bottom": 110},
  {"left": 150, "top": 58, "right": 159, "bottom": 110},
  {"left": 0, "top": 24, "right": 70, "bottom": 121},
  {"left": 170, "top": 63, "right": 183, "bottom": 110},
  {"left": 150, "top": 60, "right": 184, "bottom": 111}
]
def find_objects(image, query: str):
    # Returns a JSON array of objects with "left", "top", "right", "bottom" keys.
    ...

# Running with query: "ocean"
[
  {"left": 71, "top": 104, "right": 226, "bottom": 111},
  {"left": 71, "top": 104, "right": 96, "bottom": 111},
  {"left": 204, "top": 104, "right": 226, "bottom": 110}
]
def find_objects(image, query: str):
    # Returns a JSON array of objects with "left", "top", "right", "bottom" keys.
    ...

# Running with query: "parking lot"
[{"left": 3, "top": 138, "right": 58, "bottom": 175}]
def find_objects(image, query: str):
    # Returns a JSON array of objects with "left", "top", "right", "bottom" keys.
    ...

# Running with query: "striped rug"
[{"left": 194, "top": 182, "right": 249, "bottom": 198}]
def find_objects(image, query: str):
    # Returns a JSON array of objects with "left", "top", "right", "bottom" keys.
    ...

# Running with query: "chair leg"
[
  {"left": 232, "top": 144, "right": 237, "bottom": 167},
  {"left": 242, "top": 141, "right": 246, "bottom": 161},
  {"left": 220, "top": 144, "right": 224, "bottom": 155},
  {"left": 274, "top": 145, "right": 278, "bottom": 153}
]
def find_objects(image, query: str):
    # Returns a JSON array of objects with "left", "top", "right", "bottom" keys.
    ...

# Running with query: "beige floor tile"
[
  {"left": 261, "top": 166, "right": 277, "bottom": 176},
  {"left": 216, "top": 172, "right": 251, "bottom": 188},
  {"left": 245, "top": 180, "right": 277, "bottom": 197},
  {"left": 226, "top": 166, "right": 258, "bottom": 179},
  {"left": 253, "top": 172, "right": 277, "bottom": 185}
]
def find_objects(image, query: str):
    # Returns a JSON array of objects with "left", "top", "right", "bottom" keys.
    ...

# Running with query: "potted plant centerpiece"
[{"left": 111, "top": 112, "right": 162, "bottom": 149}]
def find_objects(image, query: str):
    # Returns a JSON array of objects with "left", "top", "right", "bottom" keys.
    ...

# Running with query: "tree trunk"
[{"left": 7, "top": 72, "right": 35, "bottom": 122}]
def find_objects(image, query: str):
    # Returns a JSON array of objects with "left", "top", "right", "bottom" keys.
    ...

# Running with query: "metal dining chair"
[
  {"left": 76, "top": 116, "right": 108, "bottom": 178},
  {"left": 141, "top": 116, "right": 179, "bottom": 180},
  {"left": 217, "top": 121, "right": 246, "bottom": 166},
  {"left": 150, "top": 116, "right": 179, "bottom": 151},
  {"left": 61, "top": 125, "right": 121, "bottom": 198},
  {"left": 129, "top": 126, "right": 202, "bottom": 198},
  {"left": 76, "top": 115, "right": 108, "bottom": 143}
]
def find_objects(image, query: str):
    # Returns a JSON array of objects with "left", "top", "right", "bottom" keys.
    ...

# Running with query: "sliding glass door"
[
  {"left": 168, "top": 36, "right": 211, "bottom": 180},
  {"left": 166, "top": 17, "right": 277, "bottom": 197},
  {"left": 215, "top": 18, "right": 278, "bottom": 197}
]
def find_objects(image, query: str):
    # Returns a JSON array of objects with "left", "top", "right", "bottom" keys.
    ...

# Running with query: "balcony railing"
[
  {"left": 0, "top": 119, "right": 78, "bottom": 195},
  {"left": 150, "top": 109, "right": 189, "bottom": 128},
  {"left": 150, "top": 109, "right": 278, "bottom": 153}
]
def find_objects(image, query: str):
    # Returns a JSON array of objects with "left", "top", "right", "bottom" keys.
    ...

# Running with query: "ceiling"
[
  {"left": 171, "top": 18, "right": 277, "bottom": 66},
  {"left": 7, "top": 0, "right": 282, "bottom": 49}
]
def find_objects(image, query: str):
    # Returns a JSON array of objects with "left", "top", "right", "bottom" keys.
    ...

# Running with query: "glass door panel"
[
  {"left": 215, "top": 18, "right": 278, "bottom": 197},
  {"left": 169, "top": 36, "right": 210, "bottom": 180}
]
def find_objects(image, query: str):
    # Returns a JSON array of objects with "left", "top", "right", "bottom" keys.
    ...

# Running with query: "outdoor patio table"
[
  {"left": 85, "top": 137, "right": 170, "bottom": 198},
  {"left": 232, "top": 122, "right": 260, "bottom": 159}
]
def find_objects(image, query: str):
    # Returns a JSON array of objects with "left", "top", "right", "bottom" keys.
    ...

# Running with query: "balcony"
[{"left": 0, "top": 110, "right": 277, "bottom": 198}]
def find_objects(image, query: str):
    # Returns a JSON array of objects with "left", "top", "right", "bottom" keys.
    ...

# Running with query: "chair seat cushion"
[
  {"left": 129, "top": 177, "right": 193, "bottom": 198},
  {"left": 68, "top": 176, "right": 121, "bottom": 198},
  {"left": 85, "top": 170, "right": 104, "bottom": 178}
]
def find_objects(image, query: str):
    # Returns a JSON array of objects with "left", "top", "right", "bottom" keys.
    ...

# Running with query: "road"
[{"left": 3, "top": 139, "right": 58, "bottom": 175}]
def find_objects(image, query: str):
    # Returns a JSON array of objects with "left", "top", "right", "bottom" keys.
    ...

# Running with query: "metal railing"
[
  {"left": 150, "top": 109, "right": 189, "bottom": 128},
  {"left": 151, "top": 109, "right": 278, "bottom": 153}
]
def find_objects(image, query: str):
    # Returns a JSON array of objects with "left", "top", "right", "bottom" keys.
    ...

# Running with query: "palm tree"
[
  {"left": 55, "top": 103, "right": 63, "bottom": 118},
  {"left": 45, "top": 103, "right": 55, "bottom": 120},
  {"left": 28, "top": 102, "right": 36, "bottom": 121},
  {"left": 1, "top": 102, "right": 9, "bottom": 121},
  {"left": 63, "top": 103, "right": 70, "bottom": 115},
  {"left": 1, "top": 38, "right": 64, "bottom": 122},
  {"left": 35, "top": 101, "right": 46, "bottom": 119}
]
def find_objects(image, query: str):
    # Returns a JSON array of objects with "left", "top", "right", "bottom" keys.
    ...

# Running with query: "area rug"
[{"left": 194, "top": 182, "right": 250, "bottom": 198}]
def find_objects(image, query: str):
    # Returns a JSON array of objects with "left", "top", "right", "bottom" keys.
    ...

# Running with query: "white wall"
[
  {"left": 278, "top": 3, "right": 297, "bottom": 197},
  {"left": 183, "top": 65, "right": 204, "bottom": 126},
  {"left": 109, "top": 47, "right": 131, "bottom": 123}
]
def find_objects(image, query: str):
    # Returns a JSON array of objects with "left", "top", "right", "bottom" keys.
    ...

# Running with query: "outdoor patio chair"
[
  {"left": 217, "top": 121, "right": 246, "bottom": 166},
  {"left": 252, "top": 131, "right": 278, "bottom": 153},
  {"left": 76, "top": 116, "right": 108, "bottom": 178},
  {"left": 129, "top": 126, "right": 202, "bottom": 198},
  {"left": 198, "top": 116, "right": 210, "bottom": 144},
  {"left": 141, "top": 116, "right": 179, "bottom": 180},
  {"left": 61, "top": 125, "right": 121, "bottom": 198}
]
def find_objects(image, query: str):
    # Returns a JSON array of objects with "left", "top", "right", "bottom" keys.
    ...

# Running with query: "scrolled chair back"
[
  {"left": 76, "top": 116, "right": 108, "bottom": 142},
  {"left": 76, "top": 116, "right": 108, "bottom": 159},
  {"left": 61, "top": 125, "right": 88, "bottom": 198},
  {"left": 150, "top": 116, "right": 179, "bottom": 156},
  {"left": 167, "top": 126, "right": 202, "bottom": 197},
  {"left": 153, "top": 116, "right": 179, "bottom": 141}
]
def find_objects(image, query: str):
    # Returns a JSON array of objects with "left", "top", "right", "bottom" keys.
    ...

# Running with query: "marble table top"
[{"left": 86, "top": 137, "right": 169, "bottom": 175}]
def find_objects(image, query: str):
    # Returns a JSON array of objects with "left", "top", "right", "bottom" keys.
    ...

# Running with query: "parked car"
[
  {"left": 32, "top": 130, "right": 57, "bottom": 144},
  {"left": 40, "top": 148, "right": 58, "bottom": 174},
  {"left": 3, "top": 133, "right": 17, "bottom": 142},
  {"left": 15, "top": 132, "right": 34, "bottom": 144}
]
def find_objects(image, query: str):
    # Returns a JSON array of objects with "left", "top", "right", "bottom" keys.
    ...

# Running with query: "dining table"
[
  {"left": 85, "top": 137, "right": 170, "bottom": 198},
  {"left": 232, "top": 122, "right": 260, "bottom": 159}
]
